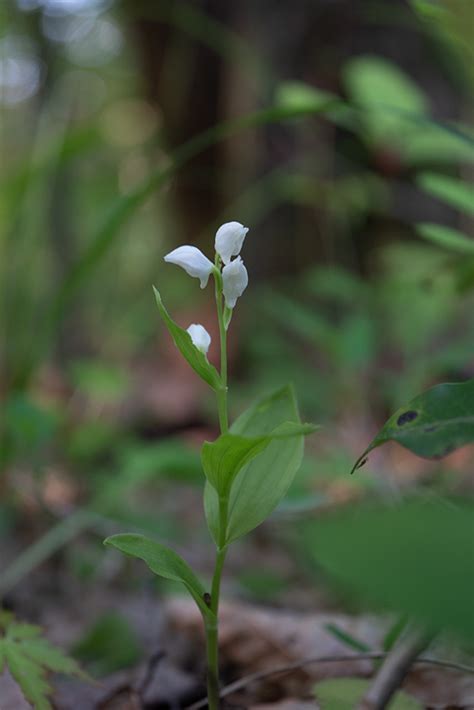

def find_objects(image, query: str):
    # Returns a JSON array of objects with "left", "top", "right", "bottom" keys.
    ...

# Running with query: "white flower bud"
[
  {"left": 164, "top": 245, "right": 213, "bottom": 288},
  {"left": 222, "top": 256, "right": 248, "bottom": 309},
  {"left": 186, "top": 323, "right": 211, "bottom": 354},
  {"left": 215, "top": 221, "right": 249, "bottom": 265}
]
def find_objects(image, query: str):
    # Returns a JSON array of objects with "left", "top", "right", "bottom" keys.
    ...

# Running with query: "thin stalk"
[
  {"left": 214, "top": 264, "right": 228, "bottom": 435},
  {"left": 205, "top": 266, "right": 231, "bottom": 709}
]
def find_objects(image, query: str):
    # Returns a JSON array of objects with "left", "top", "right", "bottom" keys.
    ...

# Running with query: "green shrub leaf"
[
  {"left": 104, "top": 533, "right": 213, "bottom": 619},
  {"left": 153, "top": 287, "right": 221, "bottom": 390},
  {"left": 306, "top": 499, "right": 474, "bottom": 638},
  {"left": 205, "top": 385, "right": 314, "bottom": 544},
  {"left": 314, "top": 677, "right": 422, "bottom": 709},
  {"left": 352, "top": 378, "right": 474, "bottom": 472},
  {"left": 202, "top": 421, "right": 317, "bottom": 497}
]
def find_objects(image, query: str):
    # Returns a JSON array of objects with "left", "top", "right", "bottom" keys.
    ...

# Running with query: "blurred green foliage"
[
  {"left": 73, "top": 611, "right": 142, "bottom": 677},
  {"left": 0, "top": 0, "right": 473, "bottom": 676}
]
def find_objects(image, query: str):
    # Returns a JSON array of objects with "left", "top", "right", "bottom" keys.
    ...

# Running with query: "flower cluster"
[{"left": 164, "top": 222, "right": 249, "bottom": 353}]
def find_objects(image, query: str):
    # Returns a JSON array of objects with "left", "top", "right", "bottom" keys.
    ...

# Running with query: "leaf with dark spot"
[
  {"left": 351, "top": 379, "right": 474, "bottom": 473},
  {"left": 397, "top": 410, "right": 418, "bottom": 426}
]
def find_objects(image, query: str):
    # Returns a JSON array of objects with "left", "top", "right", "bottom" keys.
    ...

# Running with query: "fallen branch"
[
  {"left": 186, "top": 651, "right": 474, "bottom": 709},
  {"left": 357, "top": 628, "right": 430, "bottom": 710}
]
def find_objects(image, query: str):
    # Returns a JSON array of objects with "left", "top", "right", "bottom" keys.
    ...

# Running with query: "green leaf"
[
  {"left": 0, "top": 612, "right": 84, "bottom": 710},
  {"left": 306, "top": 498, "right": 474, "bottom": 639},
  {"left": 201, "top": 421, "right": 317, "bottom": 496},
  {"left": 204, "top": 386, "right": 313, "bottom": 544},
  {"left": 352, "top": 379, "right": 474, "bottom": 472},
  {"left": 417, "top": 173, "right": 474, "bottom": 217},
  {"left": 153, "top": 287, "right": 221, "bottom": 390},
  {"left": 104, "top": 533, "right": 213, "bottom": 619},
  {"left": 343, "top": 55, "right": 428, "bottom": 142},
  {"left": 314, "top": 677, "right": 422, "bottom": 709},
  {"left": 416, "top": 223, "right": 474, "bottom": 255}
]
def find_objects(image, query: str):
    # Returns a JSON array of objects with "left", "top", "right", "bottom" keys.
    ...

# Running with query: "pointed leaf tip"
[{"left": 104, "top": 533, "right": 214, "bottom": 620}]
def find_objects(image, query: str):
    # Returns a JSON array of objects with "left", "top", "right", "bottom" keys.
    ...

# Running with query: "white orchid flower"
[
  {"left": 164, "top": 245, "right": 214, "bottom": 288},
  {"left": 215, "top": 221, "right": 249, "bottom": 265},
  {"left": 222, "top": 256, "right": 248, "bottom": 309},
  {"left": 186, "top": 323, "right": 211, "bottom": 354}
]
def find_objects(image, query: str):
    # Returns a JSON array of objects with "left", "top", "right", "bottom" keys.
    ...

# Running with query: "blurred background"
[{"left": 1, "top": 0, "right": 473, "bottom": 705}]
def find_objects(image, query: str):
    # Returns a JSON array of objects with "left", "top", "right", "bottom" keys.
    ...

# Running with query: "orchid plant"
[{"left": 104, "top": 222, "right": 316, "bottom": 709}]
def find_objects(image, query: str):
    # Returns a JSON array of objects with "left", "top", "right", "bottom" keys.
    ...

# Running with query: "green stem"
[
  {"left": 214, "top": 265, "right": 228, "bottom": 435},
  {"left": 205, "top": 265, "right": 231, "bottom": 709}
]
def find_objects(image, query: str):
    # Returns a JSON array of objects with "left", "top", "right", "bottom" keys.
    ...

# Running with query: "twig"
[
  {"left": 186, "top": 650, "right": 474, "bottom": 709},
  {"left": 357, "top": 628, "right": 430, "bottom": 710}
]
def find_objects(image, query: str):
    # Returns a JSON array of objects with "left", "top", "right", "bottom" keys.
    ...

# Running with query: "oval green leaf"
[
  {"left": 104, "top": 533, "right": 213, "bottom": 620},
  {"left": 205, "top": 385, "right": 313, "bottom": 544},
  {"left": 153, "top": 287, "right": 221, "bottom": 390},
  {"left": 352, "top": 378, "right": 474, "bottom": 473}
]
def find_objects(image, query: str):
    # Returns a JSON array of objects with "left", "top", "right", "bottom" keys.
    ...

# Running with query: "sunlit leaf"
[
  {"left": 306, "top": 498, "right": 474, "bottom": 638},
  {"left": 416, "top": 223, "right": 474, "bottom": 255},
  {"left": 205, "top": 386, "right": 313, "bottom": 544},
  {"left": 352, "top": 378, "right": 474, "bottom": 472},
  {"left": 314, "top": 677, "right": 422, "bottom": 709},
  {"left": 153, "top": 287, "right": 221, "bottom": 390},
  {"left": 104, "top": 533, "right": 213, "bottom": 619},
  {"left": 417, "top": 172, "right": 474, "bottom": 216}
]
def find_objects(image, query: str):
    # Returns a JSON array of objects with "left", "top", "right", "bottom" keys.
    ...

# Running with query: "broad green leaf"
[
  {"left": 201, "top": 421, "right": 317, "bottom": 496},
  {"left": 416, "top": 223, "right": 474, "bottom": 255},
  {"left": 104, "top": 533, "right": 213, "bottom": 619},
  {"left": 417, "top": 173, "right": 474, "bottom": 217},
  {"left": 0, "top": 612, "right": 83, "bottom": 710},
  {"left": 306, "top": 498, "right": 474, "bottom": 638},
  {"left": 352, "top": 379, "right": 474, "bottom": 472},
  {"left": 314, "top": 677, "right": 422, "bottom": 709},
  {"left": 153, "top": 287, "right": 221, "bottom": 390},
  {"left": 205, "top": 386, "right": 312, "bottom": 544}
]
